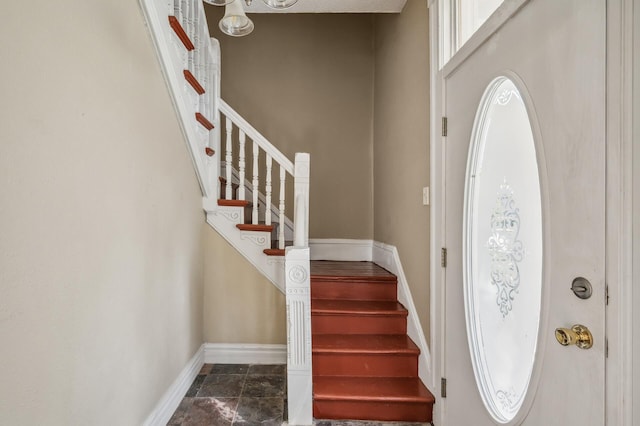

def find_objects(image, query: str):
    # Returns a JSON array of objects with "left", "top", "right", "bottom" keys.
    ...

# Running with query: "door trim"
[
  {"left": 604, "top": 0, "right": 634, "bottom": 424},
  {"left": 428, "top": 0, "right": 635, "bottom": 424}
]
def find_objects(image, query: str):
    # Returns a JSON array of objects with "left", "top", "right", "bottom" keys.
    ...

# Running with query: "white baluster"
[
  {"left": 252, "top": 142, "right": 259, "bottom": 225},
  {"left": 193, "top": 4, "right": 199, "bottom": 77},
  {"left": 177, "top": 0, "right": 184, "bottom": 27},
  {"left": 265, "top": 155, "right": 273, "bottom": 226},
  {"left": 279, "top": 166, "right": 286, "bottom": 250},
  {"left": 187, "top": 0, "right": 194, "bottom": 71},
  {"left": 225, "top": 116, "right": 233, "bottom": 200},
  {"left": 200, "top": 52, "right": 207, "bottom": 115},
  {"left": 238, "top": 130, "right": 246, "bottom": 201},
  {"left": 180, "top": 0, "right": 188, "bottom": 37}
]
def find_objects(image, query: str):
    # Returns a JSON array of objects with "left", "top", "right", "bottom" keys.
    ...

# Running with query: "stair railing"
[
  {"left": 140, "top": 0, "right": 312, "bottom": 423},
  {"left": 140, "top": 0, "right": 222, "bottom": 198},
  {"left": 219, "top": 104, "right": 313, "bottom": 424},
  {"left": 217, "top": 100, "right": 298, "bottom": 249}
]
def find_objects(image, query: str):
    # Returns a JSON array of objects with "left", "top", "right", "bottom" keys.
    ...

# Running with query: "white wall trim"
[
  {"left": 372, "top": 242, "right": 433, "bottom": 391},
  {"left": 143, "top": 344, "right": 205, "bottom": 426},
  {"left": 204, "top": 343, "right": 287, "bottom": 364},
  {"left": 428, "top": 0, "right": 446, "bottom": 422},
  {"left": 605, "top": 0, "right": 634, "bottom": 424},
  {"left": 309, "top": 238, "right": 373, "bottom": 261}
]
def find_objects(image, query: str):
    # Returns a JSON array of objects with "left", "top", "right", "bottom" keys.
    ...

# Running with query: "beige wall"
[
  {"left": 0, "top": 2, "right": 204, "bottom": 425},
  {"left": 203, "top": 227, "right": 286, "bottom": 343},
  {"left": 373, "top": 0, "right": 431, "bottom": 337},
  {"left": 205, "top": 8, "right": 375, "bottom": 239}
]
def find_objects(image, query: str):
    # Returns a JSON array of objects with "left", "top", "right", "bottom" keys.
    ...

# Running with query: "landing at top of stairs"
[{"left": 311, "top": 260, "right": 397, "bottom": 282}]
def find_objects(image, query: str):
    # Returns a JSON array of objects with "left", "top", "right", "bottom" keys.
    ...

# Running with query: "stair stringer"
[
  {"left": 204, "top": 198, "right": 285, "bottom": 292},
  {"left": 372, "top": 241, "right": 433, "bottom": 390}
]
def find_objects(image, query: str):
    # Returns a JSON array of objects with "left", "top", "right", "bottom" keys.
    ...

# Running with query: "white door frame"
[{"left": 427, "top": 0, "right": 635, "bottom": 424}]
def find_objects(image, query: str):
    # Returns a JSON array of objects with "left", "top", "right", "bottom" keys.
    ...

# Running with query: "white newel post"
[
  {"left": 293, "top": 153, "right": 310, "bottom": 247},
  {"left": 286, "top": 151, "right": 311, "bottom": 425},
  {"left": 285, "top": 246, "right": 313, "bottom": 426}
]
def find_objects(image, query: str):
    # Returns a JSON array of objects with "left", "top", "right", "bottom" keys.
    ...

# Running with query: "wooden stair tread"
[
  {"left": 312, "top": 300, "right": 407, "bottom": 316},
  {"left": 312, "top": 334, "right": 419, "bottom": 354},
  {"left": 237, "top": 223, "right": 274, "bottom": 232},
  {"left": 168, "top": 16, "right": 194, "bottom": 51},
  {"left": 314, "top": 377, "right": 434, "bottom": 403},
  {"left": 263, "top": 241, "right": 294, "bottom": 257},
  {"left": 184, "top": 69, "right": 205, "bottom": 95},
  {"left": 311, "top": 261, "right": 396, "bottom": 282},
  {"left": 218, "top": 199, "right": 250, "bottom": 207},
  {"left": 263, "top": 248, "right": 285, "bottom": 256},
  {"left": 195, "top": 112, "right": 214, "bottom": 130}
]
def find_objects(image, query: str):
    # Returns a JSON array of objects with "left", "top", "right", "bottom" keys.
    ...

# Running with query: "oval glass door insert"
[{"left": 464, "top": 77, "right": 543, "bottom": 423}]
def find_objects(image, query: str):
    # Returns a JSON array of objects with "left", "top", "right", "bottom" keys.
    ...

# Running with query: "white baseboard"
[
  {"left": 204, "top": 343, "right": 287, "bottom": 364},
  {"left": 372, "top": 241, "right": 433, "bottom": 389},
  {"left": 143, "top": 344, "right": 204, "bottom": 426},
  {"left": 309, "top": 239, "right": 373, "bottom": 261},
  {"left": 143, "top": 343, "right": 286, "bottom": 426}
]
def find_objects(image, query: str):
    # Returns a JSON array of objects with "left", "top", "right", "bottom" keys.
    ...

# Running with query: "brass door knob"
[{"left": 555, "top": 324, "right": 593, "bottom": 349}]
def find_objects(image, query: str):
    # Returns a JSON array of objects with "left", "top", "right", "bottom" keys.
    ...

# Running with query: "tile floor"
[{"left": 168, "top": 363, "right": 430, "bottom": 426}]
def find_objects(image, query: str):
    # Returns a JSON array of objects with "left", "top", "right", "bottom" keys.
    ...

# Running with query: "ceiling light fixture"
[
  {"left": 204, "top": 0, "right": 299, "bottom": 37},
  {"left": 218, "top": 0, "right": 254, "bottom": 37}
]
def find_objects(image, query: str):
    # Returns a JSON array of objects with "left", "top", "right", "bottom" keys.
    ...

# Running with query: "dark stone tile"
[
  {"left": 180, "top": 397, "right": 238, "bottom": 426},
  {"left": 314, "top": 422, "right": 429, "bottom": 426},
  {"left": 199, "top": 364, "right": 214, "bottom": 375},
  {"left": 167, "top": 398, "right": 194, "bottom": 425},
  {"left": 211, "top": 364, "right": 251, "bottom": 375},
  {"left": 242, "top": 375, "right": 285, "bottom": 398},
  {"left": 247, "top": 364, "right": 286, "bottom": 376},
  {"left": 313, "top": 422, "right": 383, "bottom": 426},
  {"left": 233, "top": 397, "right": 284, "bottom": 425},
  {"left": 185, "top": 374, "right": 207, "bottom": 397},
  {"left": 197, "top": 374, "right": 246, "bottom": 398}
]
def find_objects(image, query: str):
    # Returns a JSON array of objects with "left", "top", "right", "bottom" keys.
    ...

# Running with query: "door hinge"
[
  {"left": 442, "top": 116, "right": 448, "bottom": 137},
  {"left": 605, "top": 284, "right": 609, "bottom": 305},
  {"left": 441, "top": 247, "right": 447, "bottom": 268},
  {"left": 441, "top": 377, "right": 447, "bottom": 398},
  {"left": 605, "top": 337, "right": 609, "bottom": 358}
]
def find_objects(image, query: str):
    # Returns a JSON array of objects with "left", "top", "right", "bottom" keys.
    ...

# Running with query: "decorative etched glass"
[{"left": 464, "top": 77, "right": 543, "bottom": 423}]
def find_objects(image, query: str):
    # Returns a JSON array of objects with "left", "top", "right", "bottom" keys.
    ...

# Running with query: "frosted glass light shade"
[
  {"left": 219, "top": 0, "right": 254, "bottom": 37},
  {"left": 203, "top": 0, "right": 235, "bottom": 6},
  {"left": 261, "top": 0, "right": 299, "bottom": 9}
]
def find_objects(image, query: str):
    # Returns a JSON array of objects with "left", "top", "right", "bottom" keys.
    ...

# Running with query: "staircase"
[
  {"left": 311, "top": 261, "right": 434, "bottom": 423},
  {"left": 139, "top": 0, "right": 433, "bottom": 423}
]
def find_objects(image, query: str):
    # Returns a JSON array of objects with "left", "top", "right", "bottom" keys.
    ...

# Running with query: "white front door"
[{"left": 443, "top": 1, "right": 606, "bottom": 425}]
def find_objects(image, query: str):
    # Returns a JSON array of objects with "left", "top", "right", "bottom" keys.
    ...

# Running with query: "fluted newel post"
[
  {"left": 293, "top": 153, "right": 310, "bottom": 247},
  {"left": 286, "top": 151, "right": 311, "bottom": 425},
  {"left": 225, "top": 116, "right": 233, "bottom": 200},
  {"left": 238, "top": 130, "right": 246, "bottom": 201},
  {"left": 285, "top": 245, "right": 312, "bottom": 426}
]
